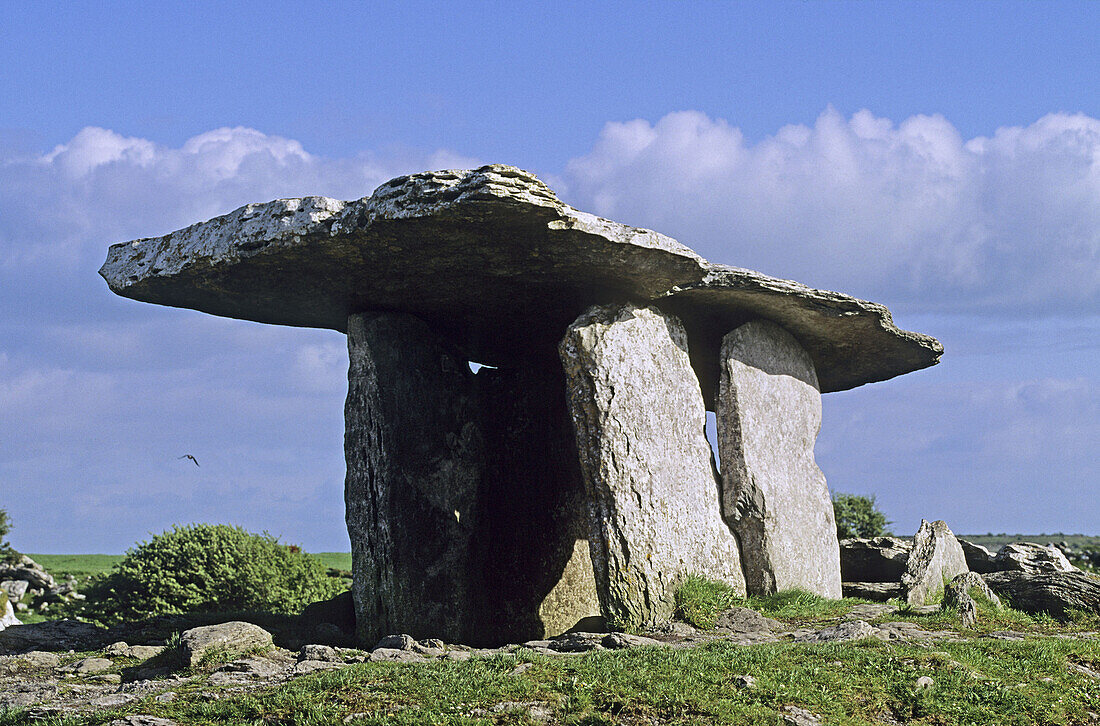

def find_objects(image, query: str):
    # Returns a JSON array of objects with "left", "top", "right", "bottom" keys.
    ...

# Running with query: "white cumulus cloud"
[{"left": 562, "top": 108, "right": 1100, "bottom": 315}]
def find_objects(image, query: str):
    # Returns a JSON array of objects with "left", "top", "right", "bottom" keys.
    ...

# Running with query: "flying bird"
[{"left": 178, "top": 454, "right": 200, "bottom": 467}]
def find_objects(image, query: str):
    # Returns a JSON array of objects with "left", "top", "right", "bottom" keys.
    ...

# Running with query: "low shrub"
[
  {"left": 674, "top": 574, "right": 741, "bottom": 629},
  {"left": 832, "top": 493, "right": 893, "bottom": 539},
  {"left": 79, "top": 523, "right": 343, "bottom": 625}
]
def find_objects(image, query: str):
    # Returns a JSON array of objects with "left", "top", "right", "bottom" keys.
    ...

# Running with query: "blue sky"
[{"left": 1, "top": 1, "right": 1097, "bottom": 553}]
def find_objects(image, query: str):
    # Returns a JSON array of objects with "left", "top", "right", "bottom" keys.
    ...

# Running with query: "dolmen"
[{"left": 100, "top": 164, "right": 942, "bottom": 646}]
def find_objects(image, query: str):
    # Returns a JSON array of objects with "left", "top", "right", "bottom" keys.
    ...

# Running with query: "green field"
[
  {"left": 27, "top": 551, "right": 352, "bottom": 578},
  {"left": 959, "top": 534, "right": 1100, "bottom": 550}
]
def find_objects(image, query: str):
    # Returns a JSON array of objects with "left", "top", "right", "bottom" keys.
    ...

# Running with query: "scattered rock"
[
  {"left": 839, "top": 537, "right": 912, "bottom": 582},
  {"left": 561, "top": 302, "right": 746, "bottom": 630},
  {"left": 902, "top": 520, "right": 969, "bottom": 606},
  {"left": 844, "top": 603, "right": 898, "bottom": 620},
  {"left": 62, "top": 657, "right": 113, "bottom": 675},
  {"left": 368, "top": 648, "right": 427, "bottom": 663},
  {"left": 299, "top": 644, "right": 340, "bottom": 662},
  {"left": 0, "top": 555, "right": 56, "bottom": 590},
  {"left": 549, "top": 632, "right": 605, "bottom": 652},
  {"left": 915, "top": 675, "right": 934, "bottom": 690},
  {"left": 1, "top": 579, "right": 30, "bottom": 602},
  {"left": 180, "top": 621, "right": 274, "bottom": 667},
  {"left": 943, "top": 572, "right": 1002, "bottom": 627},
  {"left": 994, "top": 542, "right": 1079, "bottom": 574},
  {"left": 714, "top": 607, "right": 782, "bottom": 634},
  {"left": 984, "top": 570, "right": 1100, "bottom": 617},
  {"left": 732, "top": 674, "right": 757, "bottom": 689},
  {"left": 0, "top": 618, "right": 108, "bottom": 653},
  {"left": 105, "top": 641, "right": 165, "bottom": 660},
  {"left": 717, "top": 319, "right": 842, "bottom": 598},
  {"left": 601, "top": 633, "right": 664, "bottom": 649},
  {"left": 374, "top": 634, "right": 417, "bottom": 651},
  {"left": 215, "top": 656, "right": 282, "bottom": 678},
  {"left": 108, "top": 715, "right": 180, "bottom": 726},
  {"left": 780, "top": 704, "right": 823, "bottom": 726},
  {"left": 793, "top": 620, "right": 884, "bottom": 643}
]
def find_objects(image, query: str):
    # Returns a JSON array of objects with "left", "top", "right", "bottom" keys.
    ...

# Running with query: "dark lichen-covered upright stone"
[
  {"left": 717, "top": 319, "right": 842, "bottom": 598},
  {"left": 344, "top": 312, "right": 483, "bottom": 645},
  {"left": 560, "top": 302, "right": 745, "bottom": 629},
  {"left": 470, "top": 360, "right": 601, "bottom": 643}
]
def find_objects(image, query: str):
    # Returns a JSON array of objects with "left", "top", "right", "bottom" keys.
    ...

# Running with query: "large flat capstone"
[{"left": 100, "top": 165, "right": 941, "bottom": 394}]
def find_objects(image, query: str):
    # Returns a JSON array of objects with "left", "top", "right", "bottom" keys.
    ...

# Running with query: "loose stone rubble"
[{"left": 100, "top": 164, "right": 944, "bottom": 643}]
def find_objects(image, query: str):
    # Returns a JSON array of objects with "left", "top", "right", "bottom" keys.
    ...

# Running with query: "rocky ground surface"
[{"left": 3, "top": 602, "right": 1099, "bottom": 725}]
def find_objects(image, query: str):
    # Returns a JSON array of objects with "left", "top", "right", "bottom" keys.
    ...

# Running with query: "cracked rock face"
[
  {"left": 560, "top": 303, "right": 746, "bottom": 629},
  {"left": 100, "top": 164, "right": 941, "bottom": 396},
  {"left": 717, "top": 319, "right": 841, "bottom": 598}
]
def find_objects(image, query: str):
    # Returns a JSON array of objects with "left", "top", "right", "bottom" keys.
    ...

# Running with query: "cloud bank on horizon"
[{"left": 1, "top": 108, "right": 1097, "bottom": 551}]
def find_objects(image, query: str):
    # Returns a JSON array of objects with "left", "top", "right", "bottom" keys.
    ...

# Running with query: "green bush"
[
  {"left": 832, "top": 493, "right": 893, "bottom": 539},
  {"left": 0, "top": 508, "right": 18, "bottom": 563},
  {"left": 79, "top": 523, "right": 343, "bottom": 625}
]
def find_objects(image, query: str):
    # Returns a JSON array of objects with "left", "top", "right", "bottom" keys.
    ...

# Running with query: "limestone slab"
[
  {"left": 345, "top": 312, "right": 483, "bottom": 646},
  {"left": 560, "top": 302, "right": 745, "bottom": 629},
  {"left": 101, "top": 165, "right": 941, "bottom": 394},
  {"left": 717, "top": 319, "right": 841, "bottom": 598}
]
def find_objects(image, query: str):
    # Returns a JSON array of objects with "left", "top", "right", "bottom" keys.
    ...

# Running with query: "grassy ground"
[
  {"left": 25, "top": 552, "right": 351, "bottom": 578},
  {"left": 6, "top": 635, "right": 1100, "bottom": 725}
]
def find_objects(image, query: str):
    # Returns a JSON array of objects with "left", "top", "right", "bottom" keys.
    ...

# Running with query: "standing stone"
[
  {"left": 560, "top": 302, "right": 745, "bottom": 630},
  {"left": 345, "top": 312, "right": 483, "bottom": 645},
  {"left": 901, "top": 520, "right": 969, "bottom": 606},
  {"left": 470, "top": 360, "right": 601, "bottom": 643},
  {"left": 717, "top": 319, "right": 842, "bottom": 598}
]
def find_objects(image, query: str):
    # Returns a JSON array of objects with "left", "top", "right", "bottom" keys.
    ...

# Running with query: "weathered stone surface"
[
  {"left": 0, "top": 619, "right": 107, "bottom": 654},
  {"left": 717, "top": 319, "right": 841, "bottom": 598},
  {"left": 470, "top": 360, "right": 601, "bottom": 642},
  {"left": 180, "top": 621, "right": 273, "bottom": 667},
  {"left": 713, "top": 607, "right": 782, "bottom": 634},
  {"left": 957, "top": 539, "right": 997, "bottom": 574},
  {"left": 994, "top": 542, "right": 1079, "bottom": 574},
  {"left": 345, "top": 312, "right": 483, "bottom": 646},
  {"left": 0, "top": 555, "right": 55, "bottom": 590},
  {"left": 839, "top": 537, "right": 912, "bottom": 582},
  {"left": 943, "top": 572, "right": 1001, "bottom": 627},
  {"left": 1, "top": 579, "right": 29, "bottom": 602},
  {"left": 560, "top": 303, "right": 745, "bottom": 629},
  {"left": 101, "top": 165, "right": 941, "bottom": 394},
  {"left": 983, "top": 571, "right": 1100, "bottom": 617},
  {"left": 0, "top": 594, "right": 18, "bottom": 630},
  {"left": 901, "top": 520, "right": 969, "bottom": 606},
  {"left": 841, "top": 582, "right": 906, "bottom": 601}
]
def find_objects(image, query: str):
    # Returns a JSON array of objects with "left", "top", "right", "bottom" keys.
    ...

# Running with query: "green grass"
[
  {"left": 675, "top": 576, "right": 859, "bottom": 629},
  {"left": 25, "top": 552, "right": 351, "bottom": 578},
  {"left": 7, "top": 637, "right": 1100, "bottom": 725},
  {"left": 25, "top": 553, "right": 122, "bottom": 578}
]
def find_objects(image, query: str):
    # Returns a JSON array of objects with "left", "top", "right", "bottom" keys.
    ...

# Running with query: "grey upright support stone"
[
  {"left": 344, "top": 312, "right": 483, "bottom": 646},
  {"left": 471, "top": 360, "right": 602, "bottom": 643},
  {"left": 717, "top": 319, "right": 842, "bottom": 598},
  {"left": 902, "top": 520, "right": 969, "bottom": 606},
  {"left": 560, "top": 302, "right": 746, "bottom": 630}
]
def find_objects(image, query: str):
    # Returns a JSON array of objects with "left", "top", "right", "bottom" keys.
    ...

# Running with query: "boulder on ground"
[
  {"left": 560, "top": 302, "right": 745, "bottom": 629},
  {"left": 0, "top": 555, "right": 55, "bottom": 590},
  {"left": 716, "top": 319, "right": 841, "bottom": 598},
  {"left": 993, "top": 542, "right": 1078, "bottom": 574},
  {"left": 839, "top": 537, "right": 912, "bottom": 582},
  {"left": 901, "top": 520, "right": 969, "bottom": 606},
  {"left": 942, "top": 572, "right": 1001, "bottom": 627},
  {"left": 956, "top": 539, "right": 997, "bottom": 574},
  {"left": 0, "top": 618, "right": 107, "bottom": 653},
  {"left": 0, "top": 580, "right": 29, "bottom": 602},
  {"left": 983, "top": 571, "right": 1100, "bottom": 618},
  {"left": 1, "top": 595, "right": 19, "bottom": 630},
  {"left": 180, "top": 621, "right": 274, "bottom": 667}
]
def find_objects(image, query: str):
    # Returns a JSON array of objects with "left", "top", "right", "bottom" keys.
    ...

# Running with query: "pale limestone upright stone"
[
  {"left": 902, "top": 520, "right": 969, "bottom": 605},
  {"left": 717, "top": 319, "right": 842, "bottom": 598},
  {"left": 560, "top": 302, "right": 746, "bottom": 629},
  {"left": 345, "top": 312, "right": 484, "bottom": 645}
]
